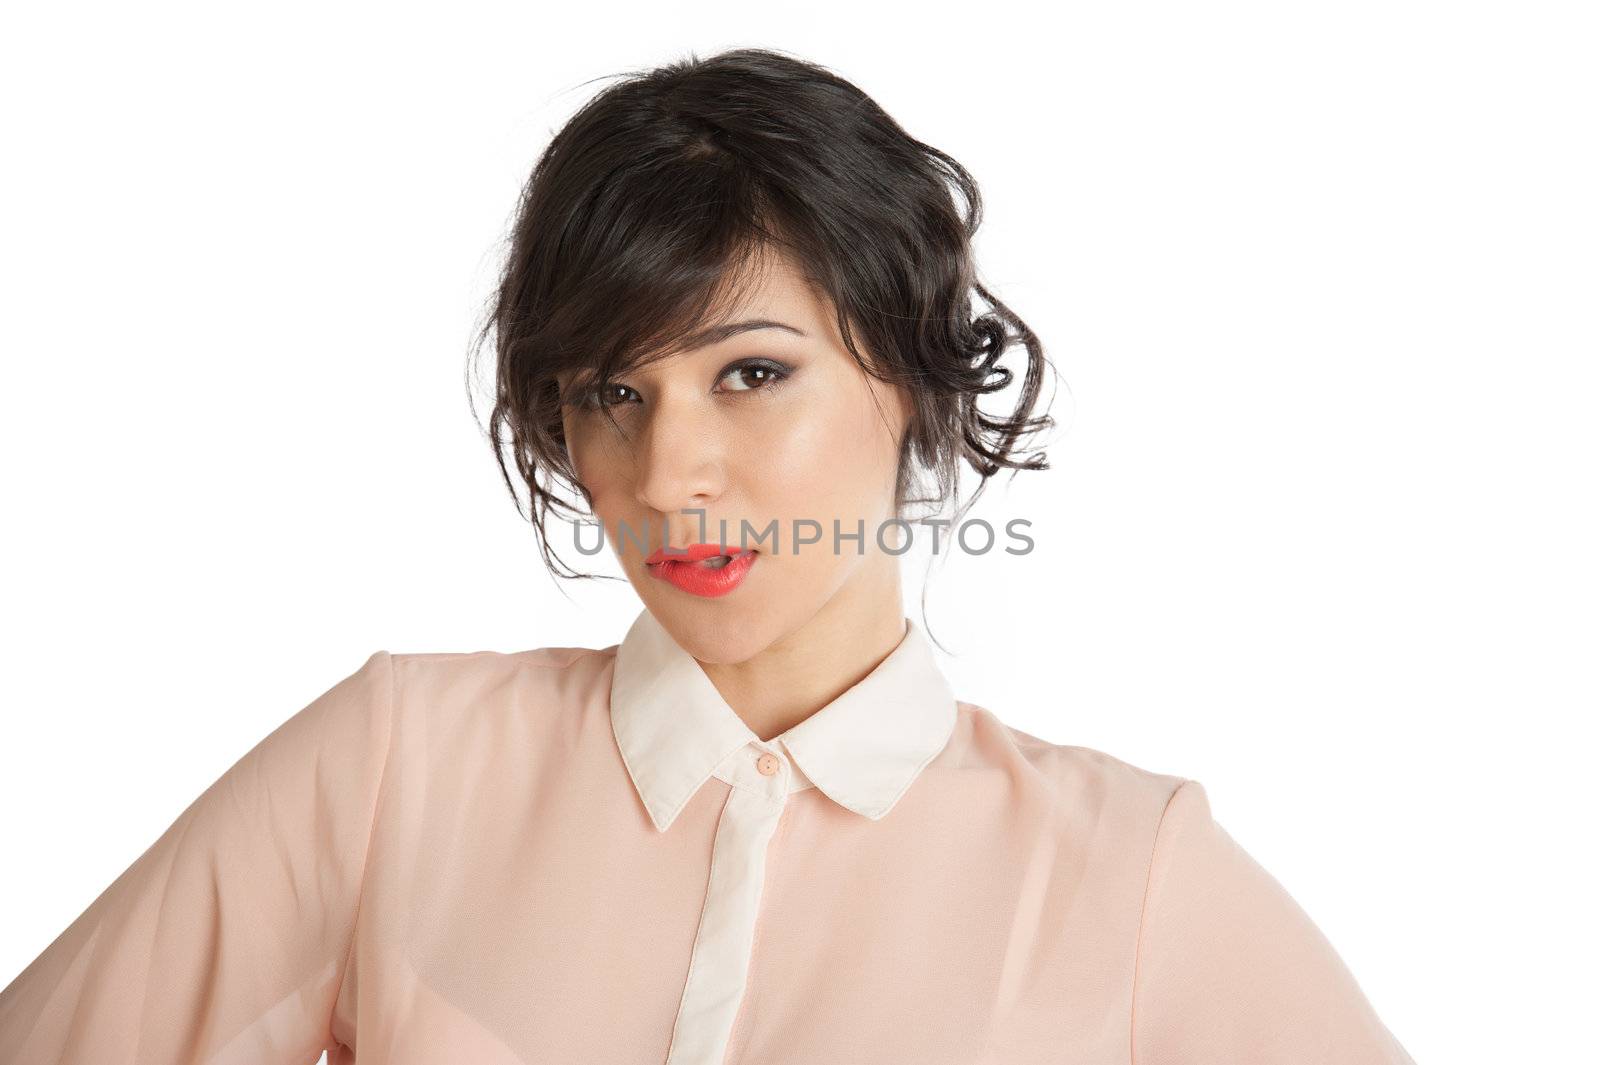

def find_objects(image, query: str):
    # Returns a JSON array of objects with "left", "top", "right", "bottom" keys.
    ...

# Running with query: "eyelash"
[{"left": 571, "top": 359, "right": 794, "bottom": 411}]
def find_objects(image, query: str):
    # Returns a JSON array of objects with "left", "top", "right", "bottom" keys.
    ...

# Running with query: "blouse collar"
[{"left": 608, "top": 606, "right": 958, "bottom": 832}]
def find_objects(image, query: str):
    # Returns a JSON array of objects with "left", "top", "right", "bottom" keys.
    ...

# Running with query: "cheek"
[
  {"left": 745, "top": 388, "right": 899, "bottom": 522},
  {"left": 564, "top": 422, "right": 624, "bottom": 512}
]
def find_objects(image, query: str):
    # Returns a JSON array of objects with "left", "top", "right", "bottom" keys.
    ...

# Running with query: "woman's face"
[{"left": 558, "top": 253, "right": 912, "bottom": 664}]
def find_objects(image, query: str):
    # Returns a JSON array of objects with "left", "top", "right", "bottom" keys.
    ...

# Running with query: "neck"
[{"left": 699, "top": 557, "right": 908, "bottom": 743}]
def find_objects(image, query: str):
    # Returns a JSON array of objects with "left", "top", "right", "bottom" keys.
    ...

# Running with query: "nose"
[{"left": 632, "top": 391, "right": 726, "bottom": 522}]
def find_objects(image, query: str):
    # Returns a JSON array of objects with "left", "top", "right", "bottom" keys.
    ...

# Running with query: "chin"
[{"left": 649, "top": 597, "right": 785, "bottom": 665}]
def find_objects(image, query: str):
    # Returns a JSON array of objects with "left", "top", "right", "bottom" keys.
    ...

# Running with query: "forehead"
[
  {"left": 560, "top": 249, "right": 835, "bottom": 387},
  {"left": 700, "top": 248, "right": 828, "bottom": 336}
]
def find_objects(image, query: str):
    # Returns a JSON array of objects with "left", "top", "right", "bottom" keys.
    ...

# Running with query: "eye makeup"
[{"left": 564, "top": 356, "right": 800, "bottom": 411}]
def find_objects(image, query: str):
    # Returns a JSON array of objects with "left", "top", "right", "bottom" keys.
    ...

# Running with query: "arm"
[
  {"left": 0, "top": 650, "right": 395, "bottom": 1065},
  {"left": 1130, "top": 779, "right": 1414, "bottom": 1065}
]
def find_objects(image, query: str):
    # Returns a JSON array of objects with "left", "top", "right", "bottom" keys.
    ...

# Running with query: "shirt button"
[{"left": 755, "top": 752, "right": 780, "bottom": 776}]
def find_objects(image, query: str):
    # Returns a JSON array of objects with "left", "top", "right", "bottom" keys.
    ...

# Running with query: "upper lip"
[{"left": 645, "top": 543, "right": 755, "bottom": 565}]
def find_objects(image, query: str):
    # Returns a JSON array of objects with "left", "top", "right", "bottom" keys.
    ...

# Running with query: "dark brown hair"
[{"left": 468, "top": 47, "right": 1057, "bottom": 583}]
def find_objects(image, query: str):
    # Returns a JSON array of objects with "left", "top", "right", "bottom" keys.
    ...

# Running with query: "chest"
[{"left": 343, "top": 751, "right": 1143, "bottom": 1063}]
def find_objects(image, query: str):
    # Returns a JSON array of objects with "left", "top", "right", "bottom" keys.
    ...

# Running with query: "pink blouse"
[{"left": 0, "top": 607, "right": 1414, "bottom": 1063}]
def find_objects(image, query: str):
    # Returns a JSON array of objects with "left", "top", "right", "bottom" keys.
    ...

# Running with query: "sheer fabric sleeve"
[
  {"left": 0, "top": 650, "right": 395, "bottom": 1065},
  {"left": 1130, "top": 779, "right": 1415, "bottom": 1065}
]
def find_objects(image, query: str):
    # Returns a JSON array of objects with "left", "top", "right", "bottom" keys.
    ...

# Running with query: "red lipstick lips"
[{"left": 645, "top": 543, "right": 758, "bottom": 598}]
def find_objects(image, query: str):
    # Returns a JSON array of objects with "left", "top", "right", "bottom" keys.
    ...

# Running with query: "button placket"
[
  {"left": 731, "top": 742, "right": 789, "bottom": 804},
  {"left": 664, "top": 748, "right": 789, "bottom": 1065}
]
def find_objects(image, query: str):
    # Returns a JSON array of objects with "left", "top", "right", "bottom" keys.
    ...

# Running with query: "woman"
[{"left": 0, "top": 48, "right": 1414, "bottom": 1064}]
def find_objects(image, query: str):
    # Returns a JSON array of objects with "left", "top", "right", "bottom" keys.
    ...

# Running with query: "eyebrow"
[{"left": 678, "top": 318, "right": 807, "bottom": 349}]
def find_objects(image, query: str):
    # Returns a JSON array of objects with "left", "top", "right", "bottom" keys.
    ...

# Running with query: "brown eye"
[
  {"left": 719, "top": 360, "right": 792, "bottom": 393},
  {"left": 571, "top": 381, "right": 638, "bottom": 410}
]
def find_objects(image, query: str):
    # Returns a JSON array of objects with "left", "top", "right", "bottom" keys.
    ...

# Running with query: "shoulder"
[
  {"left": 388, "top": 641, "right": 610, "bottom": 676},
  {"left": 379, "top": 642, "right": 617, "bottom": 715},
  {"left": 953, "top": 699, "right": 1192, "bottom": 831}
]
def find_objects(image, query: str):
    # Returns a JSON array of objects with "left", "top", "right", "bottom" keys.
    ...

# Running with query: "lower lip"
[{"left": 648, "top": 551, "right": 758, "bottom": 598}]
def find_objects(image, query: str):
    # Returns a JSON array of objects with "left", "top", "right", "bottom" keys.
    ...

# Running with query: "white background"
[{"left": 3, "top": 3, "right": 1596, "bottom": 1061}]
